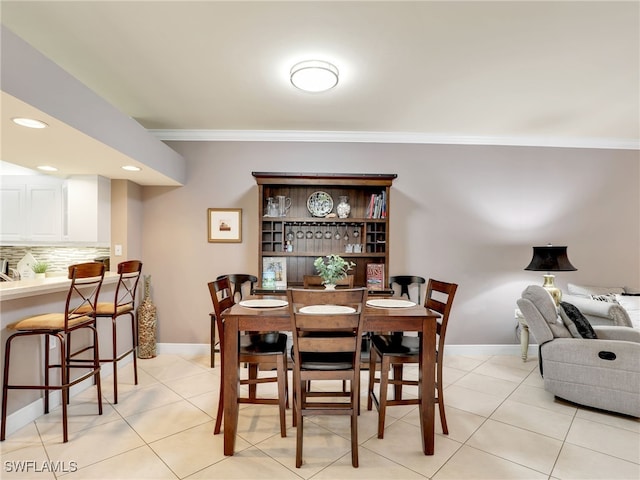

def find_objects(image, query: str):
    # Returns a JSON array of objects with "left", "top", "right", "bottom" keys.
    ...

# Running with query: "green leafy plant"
[
  {"left": 313, "top": 254, "right": 355, "bottom": 285},
  {"left": 31, "top": 262, "right": 49, "bottom": 274}
]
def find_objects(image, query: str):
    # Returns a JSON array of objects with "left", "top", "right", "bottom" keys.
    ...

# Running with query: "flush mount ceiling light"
[
  {"left": 122, "top": 165, "right": 141, "bottom": 172},
  {"left": 37, "top": 166, "right": 58, "bottom": 172},
  {"left": 12, "top": 117, "right": 48, "bottom": 129},
  {"left": 290, "top": 60, "right": 339, "bottom": 93}
]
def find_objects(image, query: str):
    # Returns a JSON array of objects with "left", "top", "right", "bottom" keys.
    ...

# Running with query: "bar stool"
[
  {"left": 1, "top": 262, "right": 105, "bottom": 443},
  {"left": 93, "top": 260, "right": 142, "bottom": 404}
]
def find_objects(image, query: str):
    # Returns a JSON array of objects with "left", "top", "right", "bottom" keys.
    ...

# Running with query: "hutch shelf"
[{"left": 253, "top": 172, "right": 397, "bottom": 288}]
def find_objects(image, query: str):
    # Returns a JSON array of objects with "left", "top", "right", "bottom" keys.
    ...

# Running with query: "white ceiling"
[{"left": 1, "top": 1, "right": 638, "bottom": 184}]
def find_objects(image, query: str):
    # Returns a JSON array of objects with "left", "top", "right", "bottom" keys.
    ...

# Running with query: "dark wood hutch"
[{"left": 253, "top": 172, "right": 396, "bottom": 288}]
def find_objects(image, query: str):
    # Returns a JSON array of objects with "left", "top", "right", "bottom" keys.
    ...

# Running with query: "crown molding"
[{"left": 148, "top": 129, "right": 639, "bottom": 150}]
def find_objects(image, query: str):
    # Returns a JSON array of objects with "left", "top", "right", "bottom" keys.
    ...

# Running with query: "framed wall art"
[{"left": 208, "top": 208, "right": 242, "bottom": 243}]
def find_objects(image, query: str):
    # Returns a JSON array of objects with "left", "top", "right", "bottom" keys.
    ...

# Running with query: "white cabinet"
[
  {"left": 64, "top": 175, "right": 111, "bottom": 245},
  {"left": 0, "top": 174, "right": 110, "bottom": 245},
  {"left": 0, "top": 176, "right": 62, "bottom": 242}
]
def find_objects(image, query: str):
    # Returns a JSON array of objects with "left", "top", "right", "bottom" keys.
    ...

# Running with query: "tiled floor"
[{"left": 1, "top": 352, "right": 639, "bottom": 479}]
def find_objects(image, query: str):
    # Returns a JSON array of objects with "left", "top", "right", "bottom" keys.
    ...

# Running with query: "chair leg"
[
  {"left": 210, "top": 314, "right": 216, "bottom": 368},
  {"left": 1, "top": 334, "right": 15, "bottom": 441},
  {"left": 436, "top": 357, "right": 448, "bottom": 435},
  {"left": 367, "top": 346, "right": 377, "bottom": 411},
  {"left": 295, "top": 378, "right": 304, "bottom": 468},
  {"left": 90, "top": 326, "right": 103, "bottom": 416},
  {"left": 44, "top": 334, "right": 51, "bottom": 413},
  {"left": 247, "top": 364, "right": 258, "bottom": 400},
  {"left": 377, "top": 355, "right": 390, "bottom": 439},
  {"left": 60, "top": 335, "right": 69, "bottom": 443},
  {"left": 392, "top": 364, "right": 403, "bottom": 400},
  {"left": 351, "top": 376, "right": 359, "bottom": 467},
  {"left": 214, "top": 343, "right": 225, "bottom": 435},
  {"left": 276, "top": 354, "right": 287, "bottom": 437},
  {"left": 130, "top": 312, "right": 138, "bottom": 386},
  {"left": 112, "top": 317, "right": 119, "bottom": 404}
]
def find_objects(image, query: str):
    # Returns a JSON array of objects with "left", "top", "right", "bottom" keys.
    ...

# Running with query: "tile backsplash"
[{"left": 0, "top": 246, "right": 111, "bottom": 274}]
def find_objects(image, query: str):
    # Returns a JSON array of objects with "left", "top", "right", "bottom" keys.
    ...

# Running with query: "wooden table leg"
[
  {"left": 419, "top": 319, "right": 436, "bottom": 455},
  {"left": 223, "top": 315, "right": 239, "bottom": 456}
]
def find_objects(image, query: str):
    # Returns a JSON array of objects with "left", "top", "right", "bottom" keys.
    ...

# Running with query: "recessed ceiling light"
[
  {"left": 122, "top": 165, "right": 141, "bottom": 171},
  {"left": 12, "top": 117, "right": 48, "bottom": 129},
  {"left": 37, "top": 165, "right": 58, "bottom": 172},
  {"left": 290, "top": 60, "right": 339, "bottom": 93}
]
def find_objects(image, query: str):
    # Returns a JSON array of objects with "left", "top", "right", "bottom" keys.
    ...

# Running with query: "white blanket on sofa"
[{"left": 567, "top": 283, "right": 640, "bottom": 329}]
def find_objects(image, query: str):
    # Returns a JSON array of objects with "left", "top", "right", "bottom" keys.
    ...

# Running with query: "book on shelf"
[
  {"left": 366, "top": 263, "right": 385, "bottom": 291},
  {"left": 262, "top": 257, "right": 287, "bottom": 289},
  {"left": 367, "top": 191, "right": 387, "bottom": 219}
]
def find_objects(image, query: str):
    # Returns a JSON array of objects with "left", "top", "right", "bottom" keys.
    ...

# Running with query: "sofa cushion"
[
  {"left": 616, "top": 294, "right": 640, "bottom": 329},
  {"left": 567, "top": 283, "right": 625, "bottom": 298},
  {"left": 559, "top": 302, "right": 598, "bottom": 339}
]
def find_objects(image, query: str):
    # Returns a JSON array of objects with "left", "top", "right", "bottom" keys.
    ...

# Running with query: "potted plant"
[
  {"left": 31, "top": 261, "right": 48, "bottom": 279},
  {"left": 313, "top": 254, "right": 356, "bottom": 289}
]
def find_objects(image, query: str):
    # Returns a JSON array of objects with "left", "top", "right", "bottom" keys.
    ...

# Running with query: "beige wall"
[{"left": 140, "top": 141, "right": 640, "bottom": 346}]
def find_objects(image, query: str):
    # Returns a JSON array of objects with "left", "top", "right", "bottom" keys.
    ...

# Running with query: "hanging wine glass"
[
  {"left": 343, "top": 224, "right": 349, "bottom": 242},
  {"left": 334, "top": 225, "right": 341, "bottom": 240},
  {"left": 353, "top": 225, "right": 360, "bottom": 238}
]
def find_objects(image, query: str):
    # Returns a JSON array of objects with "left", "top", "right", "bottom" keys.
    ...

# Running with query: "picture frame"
[
  {"left": 262, "top": 256, "right": 287, "bottom": 289},
  {"left": 208, "top": 208, "right": 242, "bottom": 243}
]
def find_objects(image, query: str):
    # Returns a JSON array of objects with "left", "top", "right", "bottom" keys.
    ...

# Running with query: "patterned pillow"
[
  {"left": 591, "top": 293, "right": 620, "bottom": 303},
  {"left": 558, "top": 302, "right": 598, "bottom": 339}
]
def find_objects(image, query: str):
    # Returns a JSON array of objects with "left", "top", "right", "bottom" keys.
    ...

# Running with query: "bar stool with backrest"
[
  {"left": 210, "top": 274, "right": 258, "bottom": 367},
  {"left": 91, "top": 260, "right": 142, "bottom": 404},
  {"left": 287, "top": 287, "right": 367, "bottom": 468},
  {"left": 208, "top": 276, "right": 288, "bottom": 437},
  {"left": 1, "top": 262, "right": 105, "bottom": 443},
  {"left": 367, "top": 278, "right": 458, "bottom": 438},
  {"left": 389, "top": 275, "right": 426, "bottom": 305}
]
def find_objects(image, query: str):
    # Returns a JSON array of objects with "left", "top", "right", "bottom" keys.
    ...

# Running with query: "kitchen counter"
[{"left": 0, "top": 272, "right": 119, "bottom": 302}]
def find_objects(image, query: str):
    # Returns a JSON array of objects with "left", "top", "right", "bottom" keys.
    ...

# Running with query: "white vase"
[
  {"left": 34, "top": 273, "right": 46, "bottom": 280},
  {"left": 324, "top": 284, "right": 336, "bottom": 290},
  {"left": 336, "top": 196, "right": 351, "bottom": 219}
]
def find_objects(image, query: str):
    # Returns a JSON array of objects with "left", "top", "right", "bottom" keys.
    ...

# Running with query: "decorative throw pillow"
[
  {"left": 591, "top": 293, "right": 620, "bottom": 303},
  {"left": 558, "top": 302, "right": 598, "bottom": 339}
]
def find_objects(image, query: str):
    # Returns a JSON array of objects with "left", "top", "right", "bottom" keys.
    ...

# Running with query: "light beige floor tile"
[
  {"left": 0, "top": 421, "right": 42, "bottom": 451},
  {"left": 441, "top": 365, "right": 469, "bottom": 386},
  {"left": 522, "top": 369, "right": 545, "bottom": 387},
  {"left": 312, "top": 445, "right": 427, "bottom": 479},
  {"left": 552, "top": 442, "right": 640, "bottom": 480},
  {"left": 235, "top": 404, "right": 291, "bottom": 445},
  {"left": 139, "top": 356, "right": 208, "bottom": 383},
  {"left": 187, "top": 446, "right": 302, "bottom": 479},
  {"left": 163, "top": 370, "right": 218, "bottom": 399},
  {"left": 401, "top": 405, "right": 486, "bottom": 444},
  {"left": 34, "top": 400, "right": 122, "bottom": 442},
  {"left": 453, "top": 372, "right": 519, "bottom": 399},
  {"left": 467, "top": 419, "right": 562, "bottom": 474},
  {"left": 441, "top": 355, "right": 486, "bottom": 372},
  {"left": 149, "top": 421, "right": 250, "bottom": 478},
  {"left": 111, "top": 382, "right": 184, "bottom": 417},
  {"left": 184, "top": 390, "right": 218, "bottom": 417},
  {"left": 565, "top": 417, "right": 640, "bottom": 464},
  {"left": 490, "top": 399, "right": 573, "bottom": 440},
  {"left": 484, "top": 355, "right": 538, "bottom": 373},
  {"left": 362, "top": 417, "right": 462, "bottom": 477},
  {"left": 0, "top": 443, "right": 56, "bottom": 479},
  {"left": 125, "top": 399, "right": 212, "bottom": 443},
  {"left": 61, "top": 445, "right": 177, "bottom": 479},
  {"left": 433, "top": 444, "right": 547, "bottom": 479},
  {"left": 575, "top": 408, "right": 640, "bottom": 433},
  {"left": 507, "top": 383, "right": 577, "bottom": 416},
  {"left": 440, "top": 384, "right": 504, "bottom": 417},
  {"left": 473, "top": 362, "right": 531, "bottom": 383},
  {"left": 42, "top": 418, "right": 145, "bottom": 467}
]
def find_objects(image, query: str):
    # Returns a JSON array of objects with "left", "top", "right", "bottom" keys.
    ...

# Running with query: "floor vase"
[{"left": 137, "top": 275, "right": 157, "bottom": 359}]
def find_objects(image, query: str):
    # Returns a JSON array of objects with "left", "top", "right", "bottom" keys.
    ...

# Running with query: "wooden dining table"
[{"left": 221, "top": 295, "right": 441, "bottom": 456}]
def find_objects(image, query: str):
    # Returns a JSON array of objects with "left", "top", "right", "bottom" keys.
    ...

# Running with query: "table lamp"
[{"left": 524, "top": 244, "right": 577, "bottom": 304}]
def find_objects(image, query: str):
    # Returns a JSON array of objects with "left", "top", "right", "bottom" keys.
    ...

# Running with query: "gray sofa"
[{"left": 518, "top": 285, "right": 640, "bottom": 417}]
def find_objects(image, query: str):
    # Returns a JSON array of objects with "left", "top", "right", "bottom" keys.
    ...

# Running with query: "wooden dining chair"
[
  {"left": 367, "top": 279, "right": 458, "bottom": 438},
  {"left": 389, "top": 275, "right": 426, "bottom": 305},
  {"left": 1, "top": 262, "right": 105, "bottom": 443},
  {"left": 303, "top": 274, "right": 354, "bottom": 288},
  {"left": 287, "top": 287, "right": 367, "bottom": 468},
  {"left": 208, "top": 276, "right": 288, "bottom": 437},
  {"left": 209, "top": 274, "right": 258, "bottom": 367}
]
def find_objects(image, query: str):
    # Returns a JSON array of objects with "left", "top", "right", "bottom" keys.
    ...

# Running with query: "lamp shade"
[{"left": 524, "top": 245, "right": 577, "bottom": 272}]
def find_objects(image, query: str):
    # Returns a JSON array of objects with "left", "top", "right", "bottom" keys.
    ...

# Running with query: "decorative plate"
[
  {"left": 239, "top": 299, "right": 288, "bottom": 308},
  {"left": 307, "top": 191, "right": 333, "bottom": 217},
  {"left": 299, "top": 305, "right": 356, "bottom": 314},
  {"left": 366, "top": 299, "right": 416, "bottom": 308}
]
